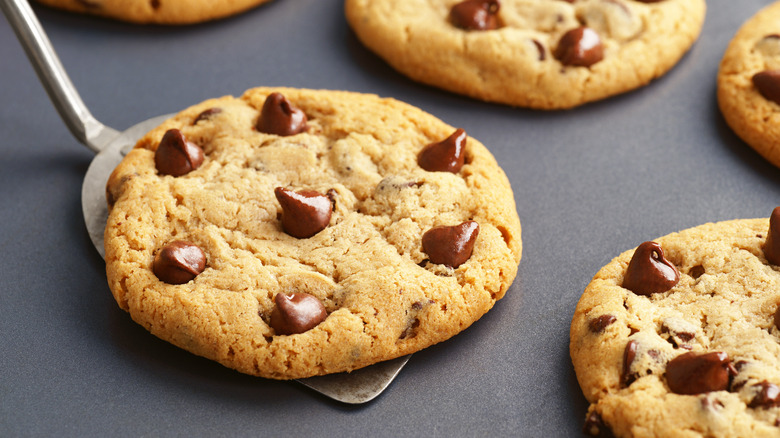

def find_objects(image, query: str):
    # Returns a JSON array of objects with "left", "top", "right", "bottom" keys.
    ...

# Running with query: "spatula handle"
[{"left": 0, "top": 0, "right": 118, "bottom": 153}]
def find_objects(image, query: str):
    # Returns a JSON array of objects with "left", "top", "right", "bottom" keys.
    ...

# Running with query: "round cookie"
[
  {"left": 104, "top": 87, "right": 522, "bottom": 379},
  {"left": 570, "top": 210, "right": 780, "bottom": 437},
  {"left": 34, "top": 0, "right": 272, "bottom": 24},
  {"left": 345, "top": 0, "right": 706, "bottom": 110},
  {"left": 718, "top": 2, "right": 780, "bottom": 169}
]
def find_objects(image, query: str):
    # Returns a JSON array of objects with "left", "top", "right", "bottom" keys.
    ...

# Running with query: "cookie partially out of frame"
[
  {"left": 718, "top": 2, "right": 780, "bottom": 169},
  {"left": 345, "top": 0, "right": 706, "bottom": 110},
  {"left": 570, "top": 210, "right": 780, "bottom": 437},
  {"left": 34, "top": 0, "right": 271, "bottom": 24},
  {"left": 104, "top": 87, "right": 522, "bottom": 379}
]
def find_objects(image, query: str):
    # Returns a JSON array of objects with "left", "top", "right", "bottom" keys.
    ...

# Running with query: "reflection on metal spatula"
[{"left": 1, "top": 0, "right": 409, "bottom": 404}]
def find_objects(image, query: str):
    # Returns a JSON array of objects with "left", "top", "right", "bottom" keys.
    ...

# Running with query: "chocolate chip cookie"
[
  {"left": 570, "top": 209, "right": 780, "bottom": 436},
  {"left": 345, "top": 0, "right": 706, "bottom": 109},
  {"left": 718, "top": 2, "right": 780, "bottom": 169},
  {"left": 104, "top": 87, "right": 522, "bottom": 379},
  {"left": 34, "top": 0, "right": 272, "bottom": 24}
]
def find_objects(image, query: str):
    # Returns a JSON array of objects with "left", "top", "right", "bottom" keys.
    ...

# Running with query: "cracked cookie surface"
[
  {"left": 570, "top": 217, "right": 780, "bottom": 437},
  {"left": 345, "top": 0, "right": 706, "bottom": 109},
  {"left": 718, "top": 1, "right": 780, "bottom": 169},
  {"left": 104, "top": 87, "right": 522, "bottom": 379},
  {"left": 34, "top": 0, "right": 271, "bottom": 24}
]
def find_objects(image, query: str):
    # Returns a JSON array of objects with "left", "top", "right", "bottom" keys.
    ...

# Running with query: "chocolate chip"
[
  {"left": 269, "top": 293, "right": 327, "bottom": 335},
  {"left": 675, "top": 332, "right": 694, "bottom": 343},
  {"left": 661, "top": 318, "right": 697, "bottom": 350},
  {"left": 622, "top": 241, "right": 680, "bottom": 296},
  {"left": 764, "top": 207, "right": 780, "bottom": 265},
  {"left": 256, "top": 92, "right": 307, "bottom": 136},
  {"left": 105, "top": 173, "right": 136, "bottom": 208},
  {"left": 774, "top": 305, "right": 780, "bottom": 331},
  {"left": 152, "top": 241, "right": 206, "bottom": 285},
  {"left": 554, "top": 27, "right": 604, "bottom": 67},
  {"left": 193, "top": 107, "right": 222, "bottom": 124},
  {"left": 647, "top": 349, "right": 661, "bottom": 361},
  {"left": 376, "top": 177, "right": 422, "bottom": 193},
  {"left": 589, "top": 314, "right": 616, "bottom": 333},
  {"left": 583, "top": 411, "right": 614, "bottom": 437},
  {"left": 274, "top": 187, "right": 333, "bottom": 238},
  {"left": 753, "top": 71, "right": 780, "bottom": 106},
  {"left": 700, "top": 395, "right": 724, "bottom": 412},
  {"left": 417, "top": 128, "right": 468, "bottom": 173},
  {"left": 399, "top": 318, "right": 421, "bottom": 339},
  {"left": 666, "top": 352, "right": 735, "bottom": 395},
  {"left": 422, "top": 221, "right": 479, "bottom": 268},
  {"left": 621, "top": 339, "right": 638, "bottom": 387},
  {"left": 750, "top": 381, "right": 780, "bottom": 408},
  {"left": 150, "top": 0, "right": 160, "bottom": 9},
  {"left": 689, "top": 265, "right": 705, "bottom": 279},
  {"left": 532, "top": 39, "right": 546, "bottom": 61},
  {"left": 450, "top": 0, "right": 501, "bottom": 31},
  {"left": 154, "top": 129, "right": 204, "bottom": 177}
]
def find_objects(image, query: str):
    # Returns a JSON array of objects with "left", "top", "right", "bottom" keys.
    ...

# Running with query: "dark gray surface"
[{"left": 1, "top": 0, "right": 778, "bottom": 436}]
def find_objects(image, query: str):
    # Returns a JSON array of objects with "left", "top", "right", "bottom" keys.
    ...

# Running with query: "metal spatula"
[{"left": 1, "top": 0, "right": 409, "bottom": 404}]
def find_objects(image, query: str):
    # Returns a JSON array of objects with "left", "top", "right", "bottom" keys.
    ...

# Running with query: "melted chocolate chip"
[
  {"left": 764, "top": 207, "right": 780, "bottom": 265},
  {"left": 274, "top": 187, "right": 333, "bottom": 238},
  {"left": 589, "top": 315, "right": 616, "bottom": 333},
  {"left": 150, "top": 0, "right": 160, "bottom": 9},
  {"left": 105, "top": 173, "right": 136, "bottom": 208},
  {"left": 422, "top": 221, "right": 479, "bottom": 268},
  {"left": 256, "top": 92, "right": 307, "bottom": 136},
  {"left": 622, "top": 241, "right": 680, "bottom": 296},
  {"left": 193, "top": 107, "right": 222, "bottom": 124},
  {"left": 666, "top": 352, "right": 735, "bottom": 395},
  {"left": 583, "top": 411, "right": 614, "bottom": 437},
  {"left": 676, "top": 332, "right": 694, "bottom": 343},
  {"left": 450, "top": 0, "right": 501, "bottom": 31},
  {"left": 400, "top": 318, "right": 421, "bottom": 339},
  {"left": 554, "top": 27, "right": 604, "bottom": 67},
  {"left": 532, "top": 39, "right": 546, "bottom": 61},
  {"left": 700, "top": 395, "right": 725, "bottom": 412},
  {"left": 661, "top": 318, "right": 697, "bottom": 350},
  {"left": 689, "top": 265, "right": 705, "bottom": 279},
  {"left": 774, "top": 305, "right": 780, "bottom": 331},
  {"left": 417, "top": 128, "right": 468, "bottom": 173},
  {"left": 753, "top": 70, "right": 780, "bottom": 106},
  {"left": 154, "top": 129, "right": 204, "bottom": 177},
  {"left": 621, "top": 339, "right": 638, "bottom": 387},
  {"left": 269, "top": 293, "right": 327, "bottom": 335},
  {"left": 152, "top": 241, "right": 206, "bottom": 285},
  {"left": 750, "top": 381, "right": 780, "bottom": 408}
]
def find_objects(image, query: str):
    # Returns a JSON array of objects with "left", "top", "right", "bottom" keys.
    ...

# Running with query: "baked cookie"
[
  {"left": 718, "top": 2, "right": 780, "bottom": 169},
  {"left": 345, "top": 0, "right": 706, "bottom": 110},
  {"left": 104, "top": 87, "right": 522, "bottom": 379},
  {"left": 34, "top": 0, "right": 272, "bottom": 24},
  {"left": 570, "top": 208, "right": 780, "bottom": 437}
]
